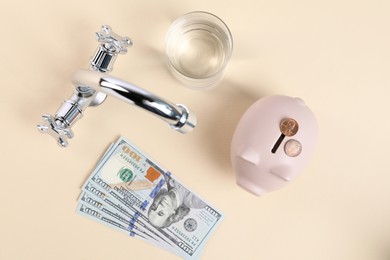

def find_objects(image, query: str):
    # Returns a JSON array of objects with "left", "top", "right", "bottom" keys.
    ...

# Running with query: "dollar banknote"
[
  {"left": 82, "top": 182, "right": 178, "bottom": 247},
  {"left": 78, "top": 191, "right": 182, "bottom": 255},
  {"left": 78, "top": 192, "right": 161, "bottom": 242},
  {"left": 78, "top": 136, "right": 224, "bottom": 259}
]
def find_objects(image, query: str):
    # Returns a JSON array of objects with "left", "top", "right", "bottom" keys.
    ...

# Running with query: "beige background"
[{"left": 1, "top": 0, "right": 390, "bottom": 259}]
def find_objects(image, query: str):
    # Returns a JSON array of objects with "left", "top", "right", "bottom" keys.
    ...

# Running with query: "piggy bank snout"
[
  {"left": 234, "top": 152, "right": 296, "bottom": 196},
  {"left": 237, "top": 147, "right": 294, "bottom": 182}
]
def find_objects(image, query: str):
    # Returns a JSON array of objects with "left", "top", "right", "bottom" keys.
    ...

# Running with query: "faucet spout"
[
  {"left": 72, "top": 69, "right": 196, "bottom": 133},
  {"left": 37, "top": 25, "right": 196, "bottom": 147},
  {"left": 37, "top": 70, "right": 197, "bottom": 147}
]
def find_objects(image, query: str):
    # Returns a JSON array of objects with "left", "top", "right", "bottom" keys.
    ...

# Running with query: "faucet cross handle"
[
  {"left": 96, "top": 25, "right": 133, "bottom": 54},
  {"left": 91, "top": 25, "right": 133, "bottom": 72},
  {"left": 37, "top": 115, "right": 74, "bottom": 147}
]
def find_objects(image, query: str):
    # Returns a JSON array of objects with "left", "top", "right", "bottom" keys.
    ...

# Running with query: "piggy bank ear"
[
  {"left": 269, "top": 165, "right": 294, "bottom": 182},
  {"left": 238, "top": 146, "right": 260, "bottom": 165}
]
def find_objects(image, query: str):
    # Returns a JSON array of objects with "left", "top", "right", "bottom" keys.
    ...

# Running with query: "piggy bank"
[{"left": 231, "top": 95, "right": 318, "bottom": 196}]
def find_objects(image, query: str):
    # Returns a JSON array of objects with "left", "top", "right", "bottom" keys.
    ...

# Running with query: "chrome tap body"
[{"left": 37, "top": 25, "right": 196, "bottom": 147}]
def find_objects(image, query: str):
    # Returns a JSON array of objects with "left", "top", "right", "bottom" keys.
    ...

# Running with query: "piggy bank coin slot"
[{"left": 271, "top": 118, "right": 299, "bottom": 154}]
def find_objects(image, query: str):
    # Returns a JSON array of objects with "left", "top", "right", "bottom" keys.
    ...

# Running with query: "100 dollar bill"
[
  {"left": 77, "top": 194, "right": 182, "bottom": 256},
  {"left": 82, "top": 183, "right": 178, "bottom": 249},
  {"left": 82, "top": 137, "right": 224, "bottom": 259}
]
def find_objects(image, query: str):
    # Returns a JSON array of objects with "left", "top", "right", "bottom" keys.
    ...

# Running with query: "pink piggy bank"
[{"left": 231, "top": 95, "right": 318, "bottom": 196}]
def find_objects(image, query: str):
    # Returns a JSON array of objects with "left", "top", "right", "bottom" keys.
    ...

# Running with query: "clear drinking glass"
[{"left": 166, "top": 11, "right": 233, "bottom": 89}]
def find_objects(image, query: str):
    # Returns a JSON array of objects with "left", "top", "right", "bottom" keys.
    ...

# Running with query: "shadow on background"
[{"left": 193, "top": 79, "right": 267, "bottom": 175}]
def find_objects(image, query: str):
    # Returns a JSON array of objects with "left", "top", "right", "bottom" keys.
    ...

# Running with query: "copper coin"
[{"left": 280, "top": 118, "right": 299, "bottom": 136}]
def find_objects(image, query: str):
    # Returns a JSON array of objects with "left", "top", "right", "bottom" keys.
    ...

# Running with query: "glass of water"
[{"left": 166, "top": 11, "right": 233, "bottom": 89}]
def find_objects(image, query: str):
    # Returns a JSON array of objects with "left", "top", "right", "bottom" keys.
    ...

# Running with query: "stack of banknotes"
[{"left": 76, "top": 136, "right": 224, "bottom": 259}]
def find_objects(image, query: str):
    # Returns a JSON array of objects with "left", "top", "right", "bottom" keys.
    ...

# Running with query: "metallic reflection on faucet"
[{"left": 37, "top": 25, "right": 196, "bottom": 147}]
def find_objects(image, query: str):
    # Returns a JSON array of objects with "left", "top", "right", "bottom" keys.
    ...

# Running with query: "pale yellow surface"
[{"left": 1, "top": 0, "right": 390, "bottom": 259}]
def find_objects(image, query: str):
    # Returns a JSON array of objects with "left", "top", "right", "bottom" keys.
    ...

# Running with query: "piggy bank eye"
[{"left": 284, "top": 139, "right": 302, "bottom": 157}]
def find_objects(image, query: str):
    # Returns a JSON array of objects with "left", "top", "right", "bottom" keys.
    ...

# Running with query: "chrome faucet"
[{"left": 37, "top": 25, "right": 196, "bottom": 147}]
